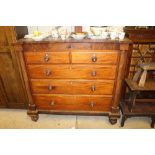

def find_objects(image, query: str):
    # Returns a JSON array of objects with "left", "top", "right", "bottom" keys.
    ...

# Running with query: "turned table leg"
[
  {"left": 151, "top": 117, "right": 155, "bottom": 128},
  {"left": 128, "top": 91, "right": 138, "bottom": 112},
  {"left": 121, "top": 115, "right": 127, "bottom": 127}
]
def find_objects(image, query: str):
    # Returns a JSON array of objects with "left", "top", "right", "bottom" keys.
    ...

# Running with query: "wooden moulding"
[
  {"left": 109, "top": 44, "right": 132, "bottom": 124},
  {"left": 15, "top": 44, "right": 39, "bottom": 121}
]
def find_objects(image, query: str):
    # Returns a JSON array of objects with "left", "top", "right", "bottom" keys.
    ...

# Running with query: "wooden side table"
[{"left": 120, "top": 78, "right": 155, "bottom": 128}]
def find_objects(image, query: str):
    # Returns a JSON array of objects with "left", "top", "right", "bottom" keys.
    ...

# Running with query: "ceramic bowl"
[
  {"left": 90, "top": 27, "right": 103, "bottom": 36},
  {"left": 87, "top": 33, "right": 94, "bottom": 38},
  {"left": 89, "top": 35, "right": 103, "bottom": 39},
  {"left": 32, "top": 36, "right": 44, "bottom": 41},
  {"left": 24, "top": 34, "right": 34, "bottom": 39},
  {"left": 60, "top": 34, "right": 69, "bottom": 40},
  {"left": 110, "top": 32, "right": 118, "bottom": 40},
  {"left": 71, "top": 33, "right": 86, "bottom": 40},
  {"left": 101, "top": 32, "right": 108, "bottom": 39},
  {"left": 118, "top": 32, "right": 125, "bottom": 40}
]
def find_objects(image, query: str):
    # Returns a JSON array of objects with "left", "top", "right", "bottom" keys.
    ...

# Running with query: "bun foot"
[
  {"left": 31, "top": 115, "right": 39, "bottom": 122},
  {"left": 109, "top": 117, "right": 117, "bottom": 125}
]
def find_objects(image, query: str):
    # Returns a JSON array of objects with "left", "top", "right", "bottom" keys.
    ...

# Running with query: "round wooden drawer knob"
[
  {"left": 92, "top": 54, "right": 97, "bottom": 62},
  {"left": 45, "top": 69, "right": 52, "bottom": 76},
  {"left": 91, "top": 85, "right": 96, "bottom": 91},
  {"left": 91, "top": 71, "right": 96, "bottom": 77},
  {"left": 90, "top": 102, "right": 95, "bottom": 108},
  {"left": 48, "top": 85, "right": 53, "bottom": 91},
  {"left": 44, "top": 53, "right": 49, "bottom": 62}
]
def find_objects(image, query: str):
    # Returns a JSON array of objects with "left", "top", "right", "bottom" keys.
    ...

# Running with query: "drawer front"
[
  {"left": 48, "top": 43, "right": 71, "bottom": 51},
  {"left": 92, "top": 43, "right": 120, "bottom": 50},
  {"left": 31, "top": 80, "right": 114, "bottom": 95},
  {"left": 24, "top": 52, "right": 70, "bottom": 64},
  {"left": 27, "top": 65, "right": 117, "bottom": 79},
  {"left": 71, "top": 43, "right": 92, "bottom": 50},
  {"left": 72, "top": 51, "right": 118, "bottom": 64},
  {"left": 33, "top": 95, "right": 112, "bottom": 111},
  {"left": 23, "top": 43, "right": 71, "bottom": 52}
]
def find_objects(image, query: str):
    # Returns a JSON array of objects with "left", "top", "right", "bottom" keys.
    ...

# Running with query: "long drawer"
[
  {"left": 33, "top": 94, "right": 112, "bottom": 111},
  {"left": 24, "top": 52, "right": 70, "bottom": 64},
  {"left": 27, "top": 65, "right": 117, "bottom": 79},
  {"left": 30, "top": 80, "right": 114, "bottom": 95},
  {"left": 23, "top": 43, "right": 71, "bottom": 52},
  {"left": 23, "top": 43, "right": 93, "bottom": 52},
  {"left": 71, "top": 51, "right": 118, "bottom": 64}
]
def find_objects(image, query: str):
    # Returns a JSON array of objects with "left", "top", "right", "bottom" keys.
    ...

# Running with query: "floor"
[{"left": 0, "top": 109, "right": 153, "bottom": 129}]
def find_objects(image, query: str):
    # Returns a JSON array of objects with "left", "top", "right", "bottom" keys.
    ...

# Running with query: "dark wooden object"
[
  {"left": 121, "top": 28, "right": 155, "bottom": 128},
  {"left": 125, "top": 27, "right": 155, "bottom": 43},
  {"left": 124, "top": 27, "right": 155, "bottom": 78},
  {"left": 120, "top": 79, "right": 155, "bottom": 128},
  {"left": 15, "top": 38, "right": 132, "bottom": 123},
  {"left": 0, "top": 26, "right": 28, "bottom": 109}
]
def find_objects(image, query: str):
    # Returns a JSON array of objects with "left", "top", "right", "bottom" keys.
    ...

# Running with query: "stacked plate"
[
  {"left": 71, "top": 33, "right": 87, "bottom": 40},
  {"left": 89, "top": 26, "right": 125, "bottom": 40},
  {"left": 24, "top": 32, "right": 51, "bottom": 41}
]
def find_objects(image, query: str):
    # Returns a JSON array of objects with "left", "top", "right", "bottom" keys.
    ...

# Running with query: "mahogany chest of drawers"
[{"left": 15, "top": 38, "right": 132, "bottom": 124}]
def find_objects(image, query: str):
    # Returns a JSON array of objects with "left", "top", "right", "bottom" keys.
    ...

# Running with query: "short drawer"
[
  {"left": 30, "top": 80, "right": 114, "bottom": 95},
  {"left": 27, "top": 65, "right": 117, "bottom": 79},
  {"left": 71, "top": 51, "right": 118, "bottom": 64},
  {"left": 33, "top": 94, "right": 112, "bottom": 111},
  {"left": 24, "top": 52, "right": 70, "bottom": 64}
]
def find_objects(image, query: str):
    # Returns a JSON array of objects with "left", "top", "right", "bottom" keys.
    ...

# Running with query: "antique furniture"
[
  {"left": 121, "top": 62, "right": 155, "bottom": 128},
  {"left": 120, "top": 28, "right": 155, "bottom": 128},
  {"left": 124, "top": 27, "right": 155, "bottom": 78},
  {"left": 15, "top": 38, "right": 132, "bottom": 123},
  {"left": 121, "top": 78, "right": 155, "bottom": 128},
  {"left": 0, "top": 26, "right": 28, "bottom": 109}
]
